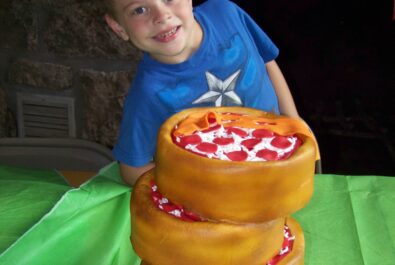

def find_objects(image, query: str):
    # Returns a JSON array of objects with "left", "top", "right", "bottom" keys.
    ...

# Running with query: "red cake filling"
[
  {"left": 267, "top": 225, "right": 295, "bottom": 265},
  {"left": 150, "top": 181, "right": 294, "bottom": 264},
  {"left": 151, "top": 181, "right": 202, "bottom": 222},
  {"left": 173, "top": 116, "right": 302, "bottom": 162}
]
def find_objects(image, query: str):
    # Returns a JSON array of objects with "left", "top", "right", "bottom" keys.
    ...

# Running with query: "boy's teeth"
[{"left": 159, "top": 27, "right": 177, "bottom": 38}]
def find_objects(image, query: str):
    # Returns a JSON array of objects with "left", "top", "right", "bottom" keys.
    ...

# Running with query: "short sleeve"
[
  {"left": 112, "top": 80, "right": 167, "bottom": 167},
  {"left": 112, "top": 113, "right": 159, "bottom": 167}
]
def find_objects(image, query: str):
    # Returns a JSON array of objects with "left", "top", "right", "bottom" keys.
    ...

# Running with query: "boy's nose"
[{"left": 152, "top": 5, "right": 172, "bottom": 24}]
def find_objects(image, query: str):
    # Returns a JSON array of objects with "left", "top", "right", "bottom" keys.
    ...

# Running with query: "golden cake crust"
[
  {"left": 139, "top": 218, "right": 305, "bottom": 265},
  {"left": 155, "top": 107, "right": 316, "bottom": 223},
  {"left": 131, "top": 170, "right": 285, "bottom": 265}
]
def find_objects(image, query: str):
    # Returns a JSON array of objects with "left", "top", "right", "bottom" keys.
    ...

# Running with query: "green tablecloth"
[{"left": 0, "top": 163, "right": 394, "bottom": 265}]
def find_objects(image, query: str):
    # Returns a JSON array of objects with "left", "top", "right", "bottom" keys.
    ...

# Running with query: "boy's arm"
[
  {"left": 266, "top": 60, "right": 300, "bottom": 119},
  {"left": 119, "top": 162, "right": 155, "bottom": 186}
]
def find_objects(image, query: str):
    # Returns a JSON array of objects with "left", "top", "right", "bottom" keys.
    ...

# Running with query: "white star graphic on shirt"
[{"left": 192, "top": 70, "right": 243, "bottom": 106}]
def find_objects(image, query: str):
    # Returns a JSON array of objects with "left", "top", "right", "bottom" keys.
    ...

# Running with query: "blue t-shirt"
[{"left": 113, "top": 0, "right": 280, "bottom": 166}]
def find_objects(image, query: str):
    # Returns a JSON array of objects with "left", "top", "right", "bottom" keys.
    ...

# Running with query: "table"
[{"left": 0, "top": 163, "right": 394, "bottom": 265}]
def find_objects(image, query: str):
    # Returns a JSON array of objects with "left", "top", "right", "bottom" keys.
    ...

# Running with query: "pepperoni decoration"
[
  {"left": 271, "top": 136, "right": 292, "bottom": 149},
  {"left": 208, "top": 116, "right": 217, "bottom": 124},
  {"left": 196, "top": 142, "right": 218, "bottom": 153},
  {"left": 178, "top": 134, "right": 202, "bottom": 147},
  {"left": 226, "top": 127, "right": 248, "bottom": 137},
  {"left": 241, "top": 138, "right": 261, "bottom": 150},
  {"left": 256, "top": 149, "right": 279, "bottom": 161},
  {"left": 226, "top": 150, "right": 248, "bottom": 161},
  {"left": 281, "top": 137, "right": 302, "bottom": 160},
  {"left": 252, "top": 128, "right": 275, "bottom": 138},
  {"left": 201, "top": 124, "right": 221, "bottom": 133},
  {"left": 213, "top": 137, "right": 234, "bottom": 145},
  {"left": 173, "top": 114, "right": 301, "bottom": 162}
]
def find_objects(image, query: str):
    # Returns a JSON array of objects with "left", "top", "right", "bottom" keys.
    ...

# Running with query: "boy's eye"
[{"left": 132, "top": 6, "right": 147, "bottom": 15}]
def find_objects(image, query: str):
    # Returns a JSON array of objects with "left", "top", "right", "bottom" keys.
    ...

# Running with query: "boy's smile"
[
  {"left": 106, "top": 0, "right": 203, "bottom": 64},
  {"left": 153, "top": 26, "right": 181, "bottom": 43}
]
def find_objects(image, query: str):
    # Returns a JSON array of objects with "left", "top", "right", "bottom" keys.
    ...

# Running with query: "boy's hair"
[{"left": 100, "top": 0, "right": 116, "bottom": 18}]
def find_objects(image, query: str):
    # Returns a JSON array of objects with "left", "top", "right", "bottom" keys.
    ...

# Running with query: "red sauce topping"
[{"left": 174, "top": 123, "right": 301, "bottom": 162}]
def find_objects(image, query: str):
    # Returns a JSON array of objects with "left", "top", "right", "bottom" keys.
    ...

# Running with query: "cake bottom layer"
[
  {"left": 139, "top": 217, "right": 304, "bottom": 265},
  {"left": 131, "top": 170, "right": 286, "bottom": 265}
]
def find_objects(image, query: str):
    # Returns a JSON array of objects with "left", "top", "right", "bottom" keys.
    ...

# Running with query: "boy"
[{"left": 103, "top": 0, "right": 300, "bottom": 185}]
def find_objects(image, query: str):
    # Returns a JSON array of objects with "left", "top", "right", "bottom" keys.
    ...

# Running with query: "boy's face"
[{"left": 106, "top": 0, "right": 201, "bottom": 64}]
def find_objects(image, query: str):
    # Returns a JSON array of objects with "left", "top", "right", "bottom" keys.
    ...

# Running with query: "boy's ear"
[{"left": 104, "top": 14, "right": 130, "bottom": 41}]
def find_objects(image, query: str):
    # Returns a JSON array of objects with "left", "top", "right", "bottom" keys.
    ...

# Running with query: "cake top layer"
[{"left": 172, "top": 111, "right": 317, "bottom": 161}]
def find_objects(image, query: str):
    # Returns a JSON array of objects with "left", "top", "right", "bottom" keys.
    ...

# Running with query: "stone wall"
[{"left": 0, "top": 0, "right": 141, "bottom": 147}]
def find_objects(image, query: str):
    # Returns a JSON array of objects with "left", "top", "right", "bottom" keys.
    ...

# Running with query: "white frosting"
[{"left": 178, "top": 125, "right": 298, "bottom": 161}]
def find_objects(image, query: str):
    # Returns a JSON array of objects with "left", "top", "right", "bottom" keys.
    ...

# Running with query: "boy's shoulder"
[{"left": 194, "top": 0, "right": 245, "bottom": 33}]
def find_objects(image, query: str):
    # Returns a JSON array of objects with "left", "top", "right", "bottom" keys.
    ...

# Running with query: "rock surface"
[{"left": 0, "top": 0, "right": 141, "bottom": 147}]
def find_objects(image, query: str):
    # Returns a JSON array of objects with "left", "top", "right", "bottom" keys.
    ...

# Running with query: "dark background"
[{"left": 195, "top": 0, "right": 395, "bottom": 176}]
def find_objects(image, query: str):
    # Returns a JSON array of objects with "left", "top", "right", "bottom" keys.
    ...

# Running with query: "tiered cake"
[{"left": 130, "top": 107, "right": 318, "bottom": 265}]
